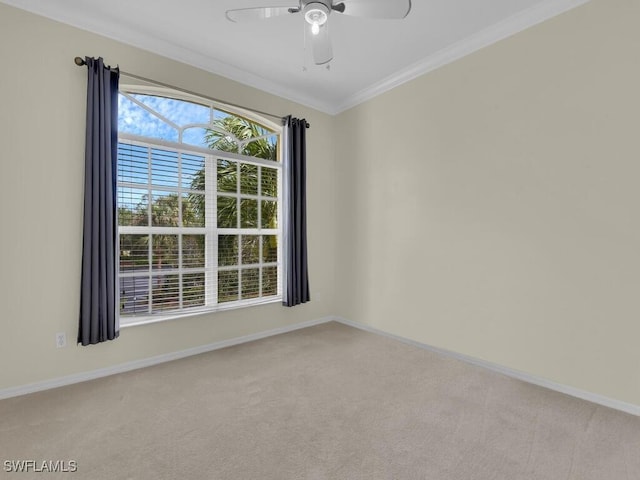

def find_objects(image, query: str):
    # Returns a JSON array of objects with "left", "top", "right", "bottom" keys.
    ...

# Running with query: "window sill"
[{"left": 119, "top": 296, "right": 282, "bottom": 328}]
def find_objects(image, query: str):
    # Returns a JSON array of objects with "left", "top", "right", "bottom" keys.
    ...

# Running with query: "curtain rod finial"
[{"left": 74, "top": 56, "right": 86, "bottom": 66}]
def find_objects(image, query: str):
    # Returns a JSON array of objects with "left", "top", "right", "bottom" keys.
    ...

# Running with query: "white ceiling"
[{"left": 2, "top": 0, "right": 588, "bottom": 114}]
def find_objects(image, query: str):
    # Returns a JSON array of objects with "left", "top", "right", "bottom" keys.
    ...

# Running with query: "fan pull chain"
[{"left": 302, "top": 21, "right": 308, "bottom": 72}]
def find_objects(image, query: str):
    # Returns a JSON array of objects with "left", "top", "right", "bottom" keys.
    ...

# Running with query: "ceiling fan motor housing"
[{"left": 303, "top": 0, "right": 331, "bottom": 27}]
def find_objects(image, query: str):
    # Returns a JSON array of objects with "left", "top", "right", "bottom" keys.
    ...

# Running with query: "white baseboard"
[
  {"left": 4, "top": 314, "right": 639, "bottom": 417},
  {"left": 0, "top": 316, "right": 334, "bottom": 400},
  {"left": 333, "top": 317, "right": 640, "bottom": 417}
]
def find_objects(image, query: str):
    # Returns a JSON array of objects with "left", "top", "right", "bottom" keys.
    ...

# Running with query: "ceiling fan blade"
[
  {"left": 337, "top": 0, "right": 411, "bottom": 19},
  {"left": 312, "top": 24, "right": 333, "bottom": 65},
  {"left": 225, "top": 6, "right": 298, "bottom": 23}
]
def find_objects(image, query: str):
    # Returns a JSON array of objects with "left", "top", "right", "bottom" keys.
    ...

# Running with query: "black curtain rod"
[{"left": 74, "top": 56, "right": 307, "bottom": 126}]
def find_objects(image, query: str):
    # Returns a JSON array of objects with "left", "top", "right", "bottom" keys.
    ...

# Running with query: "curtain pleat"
[
  {"left": 78, "top": 57, "right": 120, "bottom": 345},
  {"left": 282, "top": 116, "right": 310, "bottom": 306}
]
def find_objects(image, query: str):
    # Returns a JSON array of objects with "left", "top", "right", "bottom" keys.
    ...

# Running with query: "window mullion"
[
  {"left": 121, "top": 92, "right": 181, "bottom": 131},
  {"left": 277, "top": 165, "right": 283, "bottom": 298},
  {"left": 178, "top": 152, "right": 183, "bottom": 310},
  {"left": 259, "top": 236, "right": 263, "bottom": 299},
  {"left": 117, "top": 89, "right": 282, "bottom": 323},
  {"left": 257, "top": 163, "right": 263, "bottom": 299},
  {"left": 206, "top": 156, "right": 217, "bottom": 307},
  {"left": 119, "top": 133, "right": 278, "bottom": 169},
  {"left": 236, "top": 162, "right": 242, "bottom": 302},
  {"left": 147, "top": 147, "right": 153, "bottom": 314}
]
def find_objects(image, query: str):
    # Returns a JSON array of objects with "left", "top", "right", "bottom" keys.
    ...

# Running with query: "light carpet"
[{"left": 1, "top": 322, "right": 639, "bottom": 479}]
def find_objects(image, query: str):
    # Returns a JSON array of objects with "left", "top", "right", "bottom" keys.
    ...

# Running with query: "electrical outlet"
[{"left": 56, "top": 332, "right": 67, "bottom": 348}]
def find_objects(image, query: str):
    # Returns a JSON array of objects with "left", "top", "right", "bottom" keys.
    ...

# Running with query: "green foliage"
[
  {"left": 119, "top": 113, "right": 280, "bottom": 313},
  {"left": 189, "top": 115, "right": 278, "bottom": 226},
  {"left": 204, "top": 115, "right": 277, "bottom": 161}
]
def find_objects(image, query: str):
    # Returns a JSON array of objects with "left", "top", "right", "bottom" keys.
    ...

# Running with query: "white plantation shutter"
[
  {"left": 116, "top": 89, "right": 281, "bottom": 323},
  {"left": 118, "top": 143, "right": 209, "bottom": 316},
  {"left": 216, "top": 158, "right": 281, "bottom": 304}
]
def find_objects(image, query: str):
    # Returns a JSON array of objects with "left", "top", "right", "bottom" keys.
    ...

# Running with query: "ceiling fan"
[{"left": 226, "top": 0, "right": 412, "bottom": 65}]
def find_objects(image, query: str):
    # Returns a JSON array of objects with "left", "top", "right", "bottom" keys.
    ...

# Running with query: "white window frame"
[{"left": 117, "top": 86, "right": 283, "bottom": 327}]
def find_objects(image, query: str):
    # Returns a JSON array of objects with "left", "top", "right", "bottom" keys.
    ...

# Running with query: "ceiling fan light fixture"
[{"left": 304, "top": 2, "right": 329, "bottom": 35}]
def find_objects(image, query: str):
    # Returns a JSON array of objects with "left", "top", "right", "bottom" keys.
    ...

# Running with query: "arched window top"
[
  {"left": 116, "top": 86, "right": 283, "bottom": 322},
  {"left": 118, "top": 86, "right": 279, "bottom": 161}
]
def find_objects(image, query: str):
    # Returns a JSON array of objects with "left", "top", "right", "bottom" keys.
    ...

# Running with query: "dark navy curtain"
[
  {"left": 282, "top": 116, "right": 310, "bottom": 306},
  {"left": 78, "top": 57, "right": 120, "bottom": 345}
]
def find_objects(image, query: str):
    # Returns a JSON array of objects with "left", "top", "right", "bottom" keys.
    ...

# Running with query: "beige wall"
[
  {"left": 334, "top": 0, "right": 640, "bottom": 406},
  {"left": 0, "top": 3, "right": 336, "bottom": 390},
  {"left": 2, "top": 0, "right": 639, "bottom": 409}
]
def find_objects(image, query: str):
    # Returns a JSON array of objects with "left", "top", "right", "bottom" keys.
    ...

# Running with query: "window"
[{"left": 117, "top": 88, "right": 281, "bottom": 324}]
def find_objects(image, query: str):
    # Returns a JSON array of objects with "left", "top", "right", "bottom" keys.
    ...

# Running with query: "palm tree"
[
  {"left": 189, "top": 116, "right": 278, "bottom": 232},
  {"left": 204, "top": 115, "right": 277, "bottom": 161},
  {"left": 193, "top": 115, "right": 280, "bottom": 301}
]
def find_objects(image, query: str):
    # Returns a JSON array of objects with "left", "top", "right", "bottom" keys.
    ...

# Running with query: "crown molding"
[
  {"left": 112, "top": 36, "right": 337, "bottom": 114},
  {"left": 332, "top": 0, "right": 592, "bottom": 114},
  {"left": 0, "top": 0, "right": 336, "bottom": 114},
  {"left": 1, "top": 0, "right": 591, "bottom": 116}
]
